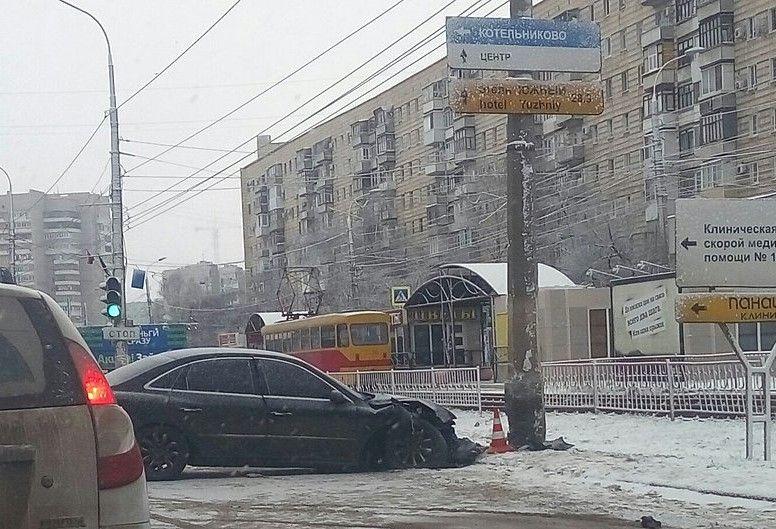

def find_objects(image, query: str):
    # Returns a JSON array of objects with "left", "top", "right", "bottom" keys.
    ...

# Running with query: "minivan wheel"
[
  {"left": 385, "top": 418, "right": 448, "bottom": 469},
  {"left": 138, "top": 426, "right": 189, "bottom": 481}
]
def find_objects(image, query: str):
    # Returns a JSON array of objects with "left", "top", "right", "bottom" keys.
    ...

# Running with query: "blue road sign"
[
  {"left": 80, "top": 324, "right": 188, "bottom": 370},
  {"left": 446, "top": 17, "right": 601, "bottom": 73}
]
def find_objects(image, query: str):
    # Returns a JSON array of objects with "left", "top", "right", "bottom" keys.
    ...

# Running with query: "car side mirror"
[{"left": 330, "top": 389, "right": 348, "bottom": 405}]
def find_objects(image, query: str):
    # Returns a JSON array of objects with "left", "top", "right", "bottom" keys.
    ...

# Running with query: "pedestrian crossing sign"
[{"left": 391, "top": 286, "right": 411, "bottom": 308}]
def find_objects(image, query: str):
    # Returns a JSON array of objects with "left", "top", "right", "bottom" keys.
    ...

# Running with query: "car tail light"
[
  {"left": 67, "top": 339, "right": 144, "bottom": 489},
  {"left": 67, "top": 339, "right": 116, "bottom": 406},
  {"left": 97, "top": 442, "right": 144, "bottom": 490}
]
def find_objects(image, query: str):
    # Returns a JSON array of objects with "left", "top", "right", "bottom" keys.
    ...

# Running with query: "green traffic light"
[{"left": 107, "top": 304, "right": 121, "bottom": 318}]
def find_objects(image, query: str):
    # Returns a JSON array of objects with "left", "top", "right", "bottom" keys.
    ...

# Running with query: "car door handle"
[
  {"left": 180, "top": 407, "right": 203, "bottom": 413},
  {"left": 270, "top": 411, "right": 293, "bottom": 417}
]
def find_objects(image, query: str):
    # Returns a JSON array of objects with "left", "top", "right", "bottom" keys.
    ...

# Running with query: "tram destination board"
[
  {"left": 677, "top": 293, "right": 776, "bottom": 324},
  {"left": 676, "top": 199, "right": 776, "bottom": 288},
  {"left": 450, "top": 78, "right": 604, "bottom": 116}
]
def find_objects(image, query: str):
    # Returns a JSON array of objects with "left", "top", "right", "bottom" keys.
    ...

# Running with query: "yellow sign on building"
[
  {"left": 450, "top": 78, "right": 604, "bottom": 116},
  {"left": 676, "top": 293, "right": 776, "bottom": 323}
]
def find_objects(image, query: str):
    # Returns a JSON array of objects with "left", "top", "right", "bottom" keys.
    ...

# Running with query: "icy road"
[{"left": 149, "top": 411, "right": 776, "bottom": 529}]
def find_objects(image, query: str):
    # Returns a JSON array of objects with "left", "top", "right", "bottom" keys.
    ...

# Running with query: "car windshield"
[{"left": 8, "top": 1, "right": 768, "bottom": 526}]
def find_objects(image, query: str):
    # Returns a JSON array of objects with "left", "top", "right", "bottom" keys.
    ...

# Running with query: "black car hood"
[{"left": 366, "top": 393, "right": 456, "bottom": 424}]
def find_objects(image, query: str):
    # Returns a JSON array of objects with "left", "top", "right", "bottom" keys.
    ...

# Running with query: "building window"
[
  {"left": 694, "top": 161, "right": 723, "bottom": 190},
  {"left": 603, "top": 37, "right": 611, "bottom": 56},
  {"left": 605, "top": 78, "right": 613, "bottom": 99},
  {"left": 699, "top": 13, "right": 734, "bottom": 49},
  {"left": 676, "top": 83, "right": 695, "bottom": 109},
  {"left": 738, "top": 322, "right": 776, "bottom": 352},
  {"left": 678, "top": 127, "right": 695, "bottom": 153},
  {"left": 603, "top": 0, "right": 610, "bottom": 16},
  {"left": 676, "top": 0, "right": 696, "bottom": 22},
  {"left": 748, "top": 64, "right": 758, "bottom": 87},
  {"left": 701, "top": 63, "right": 728, "bottom": 95},
  {"left": 619, "top": 30, "right": 626, "bottom": 51},
  {"left": 621, "top": 71, "right": 628, "bottom": 93},
  {"left": 677, "top": 37, "right": 696, "bottom": 67},
  {"left": 751, "top": 114, "right": 758, "bottom": 135},
  {"left": 643, "top": 43, "right": 664, "bottom": 73}
]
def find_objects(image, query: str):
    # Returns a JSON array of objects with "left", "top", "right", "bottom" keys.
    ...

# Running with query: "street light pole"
[
  {"left": 59, "top": 0, "right": 128, "bottom": 365},
  {"left": 650, "top": 46, "right": 704, "bottom": 262},
  {"left": 145, "top": 257, "right": 167, "bottom": 324},
  {"left": 347, "top": 197, "right": 368, "bottom": 305},
  {"left": 0, "top": 166, "right": 15, "bottom": 280}
]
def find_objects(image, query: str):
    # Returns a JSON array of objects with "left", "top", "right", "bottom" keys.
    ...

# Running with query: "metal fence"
[
  {"left": 330, "top": 355, "right": 775, "bottom": 417},
  {"left": 329, "top": 367, "right": 482, "bottom": 411},
  {"left": 543, "top": 354, "right": 776, "bottom": 417}
]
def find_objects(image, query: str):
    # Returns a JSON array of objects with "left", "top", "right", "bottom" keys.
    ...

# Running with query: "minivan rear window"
[{"left": 0, "top": 296, "right": 83, "bottom": 411}]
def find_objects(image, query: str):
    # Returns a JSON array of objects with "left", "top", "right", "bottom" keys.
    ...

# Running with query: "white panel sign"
[
  {"left": 446, "top": 17, "right": 601, "bottom": 73},
  {"left": 676, "top": 199, "right": 776, "bottom": 288}
]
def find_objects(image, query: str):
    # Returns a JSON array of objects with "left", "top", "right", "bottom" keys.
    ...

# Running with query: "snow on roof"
[
  {"left": 256, "top": 312, "right": 285, "bottom": 325},
  {"left": 440, "top": 263, "right": 576, "bottom": 296}
]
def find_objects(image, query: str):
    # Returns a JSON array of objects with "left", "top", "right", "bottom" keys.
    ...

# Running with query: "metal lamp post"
[
  {"left": 0, "top": 166, "right": 15, "bottom": 280},
  {"left": 650, "top": 45, "right": 704, "bottom": 260},
  {"left": 145, "top": 257, "right": 167, "bottom": 324}
]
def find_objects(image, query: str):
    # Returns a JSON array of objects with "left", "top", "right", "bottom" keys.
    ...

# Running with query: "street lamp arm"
[{"left": 57, "top": 0, "right": 113, "bottom": 61}]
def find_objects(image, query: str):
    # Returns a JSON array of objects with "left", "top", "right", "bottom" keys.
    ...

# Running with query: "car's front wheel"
[
  {"left": 384, "top": 417, "right": 449, "bottom": 469},
  {"left": 138, "top": 425, "right": 189, "bottom": 481}
]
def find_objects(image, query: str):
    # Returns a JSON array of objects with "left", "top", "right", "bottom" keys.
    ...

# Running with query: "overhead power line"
[
  {"left": 125, "top": 0, "right": 490, "bottom": 229},
  {"left": 122, "top": 0, "right": 410, "bottom": 176},
  {"left": 118, "top": 0, "right": 244, "bottom": 109},
  {"left": 19, "top": 116, "right": 108, "bottom": 215}
]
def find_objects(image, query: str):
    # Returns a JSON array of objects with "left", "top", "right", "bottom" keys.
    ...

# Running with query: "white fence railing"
[
  {"left": 543, "top": 355, "right": 776, "bottom": 417},
  {"left": 330, "top": 356, "right": 775, "bottom": 417},
  {"left": 329, "top": 367, "right": 482, "bottom": 411}
]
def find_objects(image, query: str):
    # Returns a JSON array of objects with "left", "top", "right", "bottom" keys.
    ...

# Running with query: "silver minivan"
[{"left": 0, "top": 282, "right": 150, "bottom": 529}]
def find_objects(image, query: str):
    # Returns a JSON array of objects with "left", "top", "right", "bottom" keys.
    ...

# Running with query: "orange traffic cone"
[{"left": 486, "top": 409, "right": 514, "bottom": 454}]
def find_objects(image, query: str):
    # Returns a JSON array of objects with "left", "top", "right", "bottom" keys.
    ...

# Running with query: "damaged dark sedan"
[{"left": 107, "top": 348, "right": 468, "bottom": 480}]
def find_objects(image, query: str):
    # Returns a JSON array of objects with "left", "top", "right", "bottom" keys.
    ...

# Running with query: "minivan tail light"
[
  {"left": 67, "top": 339, "right": 116, "bottom": 406},
  {"left": 98, "top": 442, "right": 144, "bottom": 490}
]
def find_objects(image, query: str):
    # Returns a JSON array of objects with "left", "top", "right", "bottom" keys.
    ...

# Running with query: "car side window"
[
  {"left": 180, "top": 359, "right": 254, "bottom": 395},
  {"left": 147, "top": 366, "right": 186, "bottom": 390},
  {"left": 256, "top": 358, "right": 332, "bottom": 400},
  {"left": 337, "top": 324, "right": 349, "bottom": 347}
]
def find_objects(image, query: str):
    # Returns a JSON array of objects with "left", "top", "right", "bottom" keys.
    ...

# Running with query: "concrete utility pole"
[
  {"left": 0, "top": 166, "right": 15, "bottom": 280},
  {"left": 504, "top": 0, "right": 545, "bottom": 449},
  {"left": 650, "top": 46, "right": 704, "bottom": 263},
  {"left": 59, "top": 1, "right": 128, "bottom": 365},
  {"left": 347, "top": 197, "right": 369, "bottom": 304}
]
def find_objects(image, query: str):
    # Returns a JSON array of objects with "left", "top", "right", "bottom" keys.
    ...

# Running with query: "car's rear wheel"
[
  {"left": 385, "top": 417, "right": 448, "bottom": 469},
  {"left": 138, "top": 425, "right": 189, "bottom": 481}
]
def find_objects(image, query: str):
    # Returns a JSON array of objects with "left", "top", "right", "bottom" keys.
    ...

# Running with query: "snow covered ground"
[
  {"left": 455, "top": 410, "right": 776, "bottom": 527},
  {"left": 149, "top": 412, "right": 776, "bottom": 529}
]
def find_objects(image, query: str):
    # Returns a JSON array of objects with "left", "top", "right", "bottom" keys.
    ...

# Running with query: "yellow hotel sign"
[
  {"left": 450, "top": 78, "right": 604, "bottom": 116},
  {"left": 676, "top": 293, "right": 776, "bottom": 324}
]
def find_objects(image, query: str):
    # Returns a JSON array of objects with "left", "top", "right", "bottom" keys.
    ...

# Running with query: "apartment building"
[
  {"left": 0, "top": 190, "right": 112, "bottom": 325},
  {"left": 241, "top": 0, "right": 776, "bottom": 312}
]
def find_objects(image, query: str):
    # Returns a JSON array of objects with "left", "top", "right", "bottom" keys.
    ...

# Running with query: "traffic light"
[{"left": 100, "top": 276, "right": 122, "bottom": 321}]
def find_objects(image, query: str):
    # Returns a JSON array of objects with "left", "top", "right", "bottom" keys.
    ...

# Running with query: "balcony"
[
  {"left": 375, "top": 121, "right": 394, "bottom": 136},
  {"left": 376, "top": 151, "right": 395, "bottom": 165},
  {"left": 641, "top": 25, "right": 675, "bottom": 48},
  {"left": 697, "top": 0, "right": 734, "bottom": 21},
  {"left": 452, "top": 115, "right": 476, "bottom": 131},
  {"left": 557, "top": 114, "right": 583, "bottom": 128},
  {"left": 422, "top": 98, "right": 445, "bottom": 114},
  {"left": 698, "top": 45, "right": 735, "bottom": 69},
  {"left": 354, "top": 159, "right": 373, "bottom": 174},
  {"left": 313, "top": 149, "right": 332, "bottom": 166},
  {"left": 424, "top": 153, "right": 449, "bottom": 176},
  {"left": 424, "top": 128, "right": 446, "bottom": 145},
  {"left": 255, "top": 224, "right": 272, "bottom": 238},
  {"left": 641, "top": 0, "right": 669, "bottom": 5},
  {"left": 454, "top": 147, "right": 476, "bottom": 164},
  {"left": 556, "top": 144, "right": 585, "bottom": 165},
  {"left": 267, "top": 164, "right": 283, "bottom": 179},
  {"left": 271, "top": 243, "right": 286, "bottom": 256},
  {"left": 642, "top": 64, "right": 677, "bottom": 87},
  {"left": 315, "top": 201, "right": 331, "bottom": 214}
]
